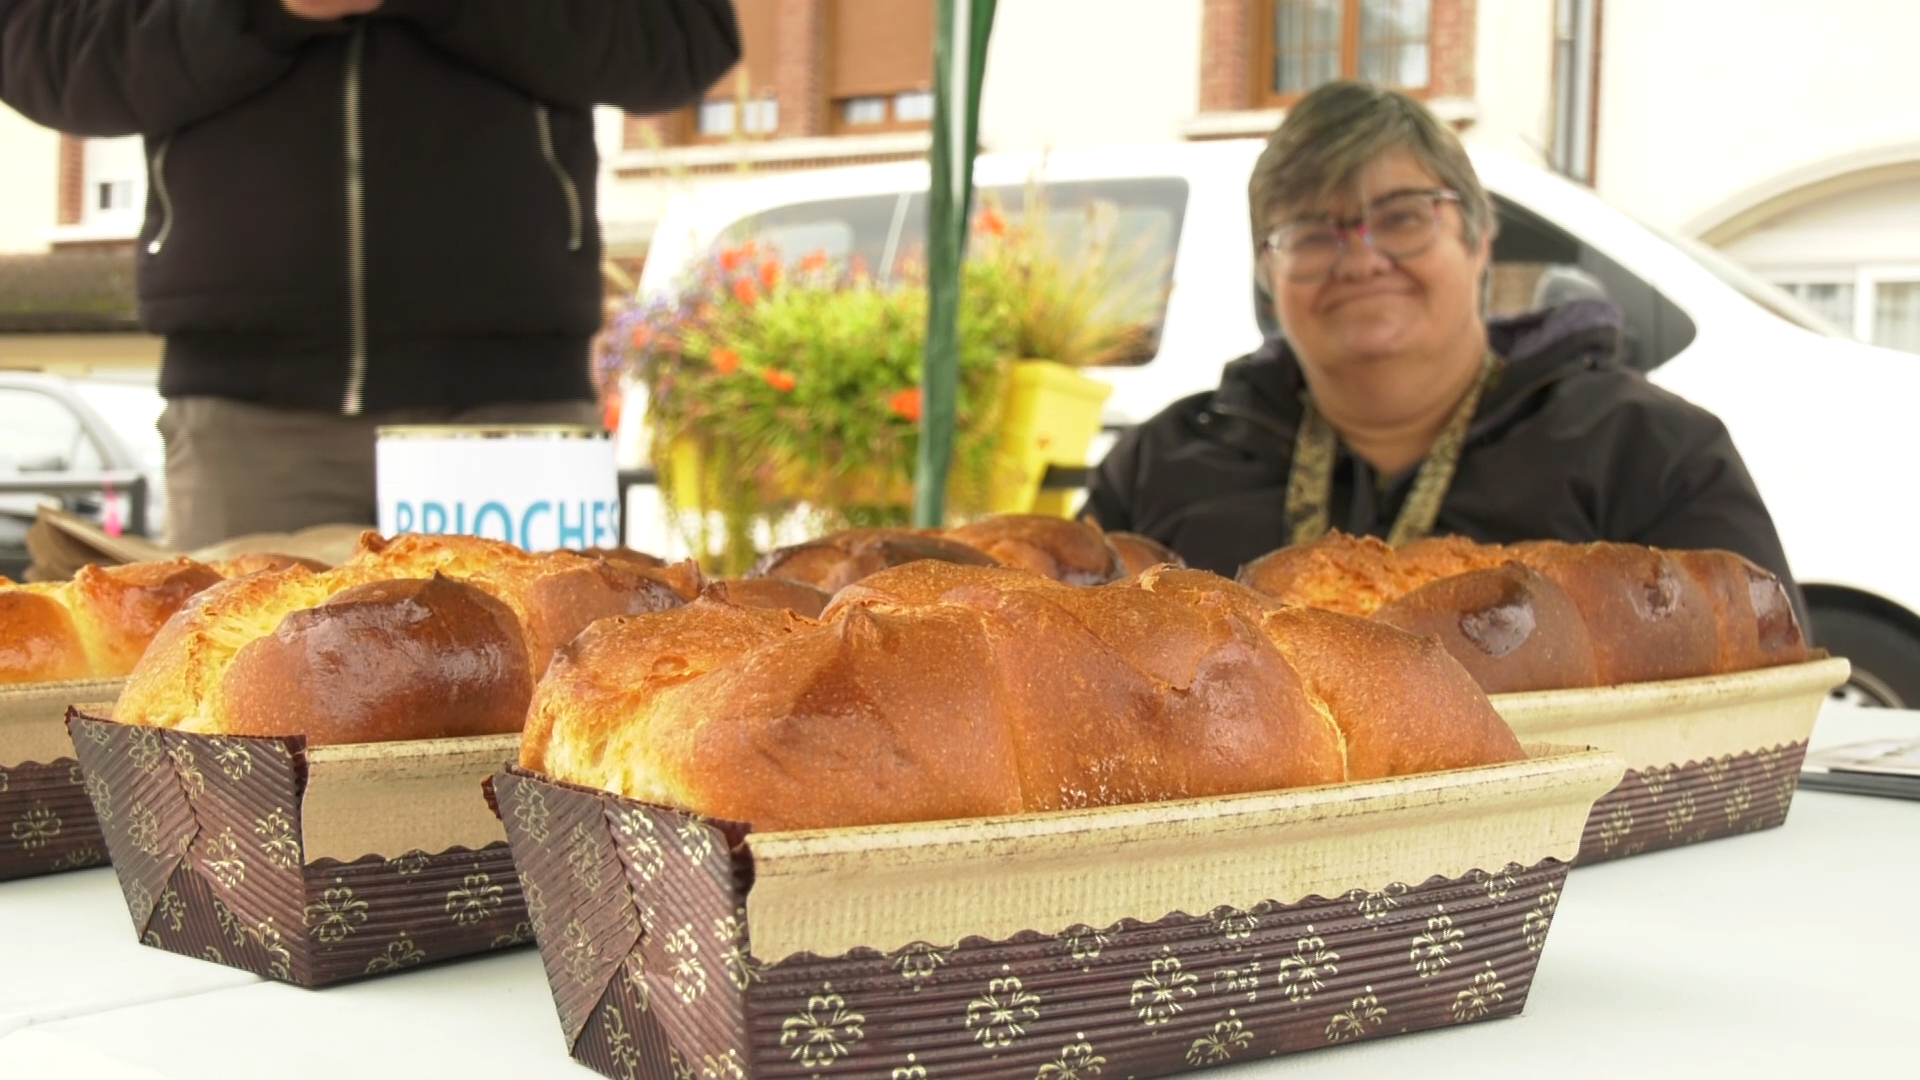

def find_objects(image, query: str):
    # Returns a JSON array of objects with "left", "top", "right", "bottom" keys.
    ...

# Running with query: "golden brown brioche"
[
  {"left": 530, "top": 562, "right": 1353, "bottom": 831},
  {"left": 117, "top": 566, "right": 355, "bottom": 731},
  {"left": 60, "top": 559, "right": 226, "bottom": 677},
  {"left": 205, "top": 575, "right": 532, "bottom": 745},
  {"left": 943, "top": 515, "right": 1126, "bottom": 585},
  {"left": 0, "top": 590, "right": 91, "bottom": 684},
  {"left": 1259, "top": 607, "right": 1527, "bottom": 780},
  {"left": 1106, "top": 531, "right": 1185, "bottom": 576},
  {"left": 210, "top": 553, "right": 331, "bottom": 578},
  {"left": 749, "top": 528, "right": 999, "bottom": 593},
  {"left": 1371, "top": 563, "right": 1601, "bottom": 694},
  {"left": 1127, "top": 565, "right": 1284, "bottom": 629},
  {"left": 1394, "top": 535, "right": 1511, "bottom": 581},
  {"left": 1237, "top": 532, "right": 1405, "bottom": 616},
  {"left": 521, "top": 600, "right": 813, "bottom": 780},
  {"left": 704, "top": 577, "right": 832, "bottom": 619},
  {"left": 1506, "top": 541, "right": 1719, "bottom": 685},
  {"left": 1666, "top": 549, "right": 1808, "bottom": 673},
  {"left": 581, "top": 546, "right": 668, "bottom": 570}
]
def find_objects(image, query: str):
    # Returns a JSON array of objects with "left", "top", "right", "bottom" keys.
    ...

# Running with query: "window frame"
[
  {"left": 829, "top": 90, "right": 937, "bottom": 136},
  {"left": 1768, "top": 265, "right": 1920, "bottom": 350},
  {"left": 1251, "top": 0, "right": 1436, "bottom": 109}
]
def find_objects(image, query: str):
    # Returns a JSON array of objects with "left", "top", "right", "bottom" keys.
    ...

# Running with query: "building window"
[
  {"left": 840, "top": 91, "right": 934, "bottom": 129},
  {"left": 1258, "top": 0, "right": 1432, "bottom": 105},
  {"left": 829, "top": 0, "right": 935, "bottom": 134},
  {"left": 697, "top": 95, "right": 780, "bottom": 138},
  {"left": 689, "top": 0, "right": 780, "bottom": 141},
  {"left": 1776, "top": 274, "right": 1920, "bottom": 355},
  {"left": 96, "top": 180, "right": 134, "bottom": 212}
]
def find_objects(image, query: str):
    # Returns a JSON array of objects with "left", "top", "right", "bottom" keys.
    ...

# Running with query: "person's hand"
[{"left": 282, "top": 0, "right": 384, "bottom": 21}]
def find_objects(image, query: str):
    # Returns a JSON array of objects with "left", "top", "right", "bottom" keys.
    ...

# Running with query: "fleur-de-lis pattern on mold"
[
  {"left": 446, "top": 871, "right": 504, "bottom": 926},
  {"left": 1524, "top": 889, "right": 1558, "bottom": 952},
  {"left": 200, "top": 827, "right": 247, "bottom": 889},
  {"left": 1664, "top": 790, "right": 1697, "bottom": 838},
  {"left": 512, "top": 782, "right": 551, "bottom": 843},
  {"left": 254, "top": 809, "right": 301, "bottom": 869},
  {"left": 669, "top": 1047, "right": 695, "bottom": 1080},
  {"left": 1212, "top": 959, "right": 1262, "bottom": 1003},
  {"left": 892, "top": 941, "right": 954, "bottom": 985},
  {"left": 167, "top": 742, "right": 205, "bottom": 797},
  {"left": 1037, "top": 1038, "right": 1107, "bottom": 1080},
  {"left": 251, "top": 918, "right": 293, "bottom": 981},
  {"left": 491, "top": 921, "right": 536, "bottom": 949},
  {"left": 1641, "top": 763, "right": 1676, "bottom": 796},
  {"left": 967, "top": 975, "right": 1042, "bottom": 1048},
  {"left": 389, "top": 849, "right": 431, "bottom": 875},
  {"left": 1451, "top": 964, "right": 1507, "bottom": 1023},
  {"left": 1410, "top": 908, "right": 1463, "bottom": 977},
  {"left": 780, "top": 984, "right": 866, "bottom": 1070},
  {"left": 157, "top": 886, "right": 187, "bottom": 932},
  {"left": 615, "top": 808, "right": 666, "bottom": 883},
  {"left": 11, "top": 804, "right": 60, "bottom": 850},
  {"left": 523, "top": 876, "right": 548, "bottom": 938},
  {"left": 1061, "top": 924, "right": 1111, "bottom": 969},
  {"left": 1726, "top": 778, "right": 1753, "bottom": 827},
  {"left": 1185, "top": 1012, "right": 1254, "bottom": 1066},
  {"left": 212, "top": 898, "right": 247, "bottom": 948},
  {"left": 676, "top": 816, "right": 715, "bottom": 865},
  {"left": 1213, "top": 905, "right": 1260, "bottom": 941},
  {"left": 304, "top": 884, "right": 370, "bottom": 942},
  {"left": 364, "top": 930, "right": 426, "bottom": 974},
  {"left": 1278, "top": 926, "right": 1338, "bottom": 1002},
  {"left": 1348, "top": 882, "right": 1407, "bottom": 920},
  {"left": 715, "top": 912, "right": 756, "bottom": 990},
  {"left": 1130, "top": 952, "right": 1197, "bottom": 1026},
  {"left": 1599, "top": 804, "right": 1634, "bottom": 851},
  {"left": 666, "top": 924, "right": 709, "bottom": 1004},
  {"left": 84, "top": 773, "right": 112, "bottom": 823},
  {"left": 0, "top": 766, "right": 8, "bottom": 793},
  {"left": 566, "top": 822, "right": 605, "bottom": 891},
  {"left": 211, "top": 739, "right": 253, "bottom": 781},
  {"left": 1700, "top": 755, "right": 1728, "bottom": 790},
  {"left": 603, "top": 1007, "right": 641, "bottom": 1080},
  {"left": 127, "top": 881, "right": 154, "bottom": 924},
  {"left": 1473, "top": 865, "right": 1516, "bottom": 903},
  {"left": 126, "top": 728, "right": 162, "bottom": 773},
  {"left": 891, "top": 1054, "right": 929, "bottom": 1080},
  {"left": 562, "top": 919, "right": 598, "bottom": 986},
  {"left": 700, "top": 1048, "right": 746, "bottom": 1079},
  {"left": 1325, "top": 986, "right": 1388, "bottom": 1043}
]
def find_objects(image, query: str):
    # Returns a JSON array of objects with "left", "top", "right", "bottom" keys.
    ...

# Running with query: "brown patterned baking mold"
[
  {"left": 1493, "top": 657, "right": 1846, "bottom": 865},
  {"left": 492, "top": 745, "right": 1622, "bottom": 1080},
  {"left": 66, "top": 712, "right": 529, "bottom": 986},
  {"left": 0, "top": 679, "right": 121, "bottom": 881}
]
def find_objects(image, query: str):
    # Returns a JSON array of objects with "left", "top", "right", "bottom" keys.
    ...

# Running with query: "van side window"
[
  {"left": 1489, "top": 196, "right": 1697, "bottom": 372},
  {"left": 713, "top": 178, "right": 1191, "bottom": 367}
]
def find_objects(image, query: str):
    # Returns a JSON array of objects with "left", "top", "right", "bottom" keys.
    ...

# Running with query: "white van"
[{"left": 633, "top": 141, "right": 1920, "bottom": 708}]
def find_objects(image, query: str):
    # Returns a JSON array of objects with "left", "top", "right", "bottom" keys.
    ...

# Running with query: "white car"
[{"left": 634, "top": 142, "right": 1920, "bottom": 707}]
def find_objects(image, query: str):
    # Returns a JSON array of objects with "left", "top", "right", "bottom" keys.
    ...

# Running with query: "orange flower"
[
  {"left": 629, "top": 324, "right": 652, "bottom": 350},
  {"left": 710, "top": 348, "right": 740, "bottom": 375},
  {"left": 800, "top": 250, "right": 830, "bottom": 274},
  {"left": 732, "top": 277, "right": 759, "bottom": 306},
  {"left": 887, "top": 387, "right": 922, "bottom": 423},
  {"left": 759, "top": 259, "right": 782, "bottom": 291},
  {"left": 763, "top": 368, "right": 797, "bottom": 393},
  {"left": 718, "top": 246, "right": 747, "bottom": 273},
  {"left": 975, "top": 206, "right": 1008, "bottom": 238}
]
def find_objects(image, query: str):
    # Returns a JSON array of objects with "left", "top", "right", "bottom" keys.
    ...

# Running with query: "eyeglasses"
[{"left": 1262, "top": 189, "right": 1464, "bottom": 283}]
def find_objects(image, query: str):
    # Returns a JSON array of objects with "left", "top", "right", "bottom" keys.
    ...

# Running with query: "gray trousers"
[{"left": 159, "top": 396, "right": 602, "bottom": 550}]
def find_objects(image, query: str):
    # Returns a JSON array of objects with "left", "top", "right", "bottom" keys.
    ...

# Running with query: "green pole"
[{"left": 914, "top": 0, "right": 997, "bottom": 528}]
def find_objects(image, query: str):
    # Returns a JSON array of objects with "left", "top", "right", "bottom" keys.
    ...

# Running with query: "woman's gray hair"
[{"left": 1248, "top": 81, "right": 1496, "bottom": 251}]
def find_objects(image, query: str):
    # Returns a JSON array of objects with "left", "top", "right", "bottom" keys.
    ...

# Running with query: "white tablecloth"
[{"left": 2, "top": 705, "right": 1914, "bottom": 1079}]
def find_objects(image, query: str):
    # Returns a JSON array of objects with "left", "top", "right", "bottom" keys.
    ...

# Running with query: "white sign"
[{"left": 375, "top": 427, "right": 620, "bottom": 552}]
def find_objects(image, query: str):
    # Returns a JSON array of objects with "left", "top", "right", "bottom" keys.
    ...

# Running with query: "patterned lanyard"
[{"left": 1285, "top": 351, "right": 1501, "bottom": 548}]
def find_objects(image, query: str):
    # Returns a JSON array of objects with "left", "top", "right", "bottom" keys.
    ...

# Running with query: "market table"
[{"left": 1, "top": 704, "right": 1914, "bottom": 1079}]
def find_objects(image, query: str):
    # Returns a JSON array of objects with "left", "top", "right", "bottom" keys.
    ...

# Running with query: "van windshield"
[{"left": 712, "top": 178, "right": 1191, "bottom": 366}]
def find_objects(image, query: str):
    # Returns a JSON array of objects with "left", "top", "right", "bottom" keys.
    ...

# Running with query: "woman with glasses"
[{"left": 1086, "top": 81, "right": 1797, "bottom": 600}]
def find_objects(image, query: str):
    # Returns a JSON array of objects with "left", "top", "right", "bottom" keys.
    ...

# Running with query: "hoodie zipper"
[
  {"left": 145, "top": 139, "right": 175, "bottom": 255},
  {"left": 533, "top": 104, "right": 584, "bottom": 253},
  {"left": 341, "top": 25, "right": 370, "bottom": 416}
]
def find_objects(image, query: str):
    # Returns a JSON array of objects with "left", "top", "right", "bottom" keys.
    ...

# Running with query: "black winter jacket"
[
  {"left": 0, "top": 0, "right": 740, "bottom": 413},
  {"left": 1087, "top": 300, "right": 1801, "bottom": 597}
]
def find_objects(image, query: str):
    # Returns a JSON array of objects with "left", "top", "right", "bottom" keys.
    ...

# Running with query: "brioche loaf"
[
  {"left": 210, "top": 575, "right": 533, "bottom": 744},
  {"left": 0, "top": 558, "right": 227, "bottom": 684},
  {"left": 943, "top": 515, "right": 1126, "bottom": 584},
  {"left": 703, "top": 577, "right": 832, "bottom": 619},
  {"left": 527, "top": 561, "right": 1523, "bottom": 832},
  {"left": 1371, "top": 563, "right": 1601, "bottom": 694},
  {"left": 1104, "top": 531, "right": 1185, "bottom": 576},
  {"left": 750, "top": 529, "right": 999, "bottom": 593},
  {"left": 116, "top": 533, "right": 687, "bottom": 745},
  {"left": 1238, "top": 531, "right": 1809, "bottom": 691}
]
